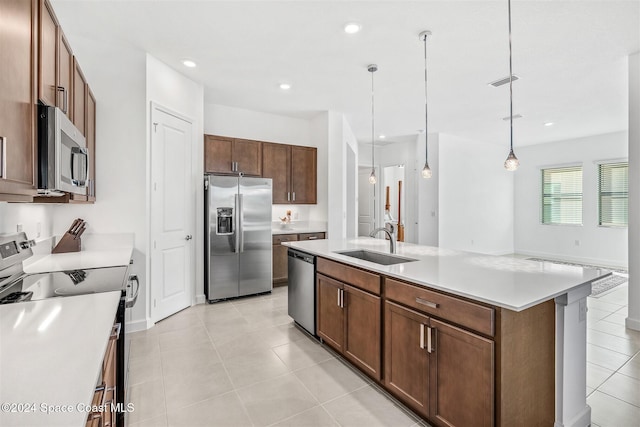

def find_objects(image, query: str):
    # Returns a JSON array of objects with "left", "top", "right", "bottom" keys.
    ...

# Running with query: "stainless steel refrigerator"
[{"left": 205, "top": 174, "right": 273, "bottom": 301}]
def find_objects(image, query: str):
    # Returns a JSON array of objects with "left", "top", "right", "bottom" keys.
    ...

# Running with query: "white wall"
[
  {"left": 514, "top": 132, "right": 628, "bottom": 267},
  {"left": 0, "top": 203, "right": 54, "bottom": 243},
  {"left": 203, "top": 104, "right": 328, "bottom": 225},
  {"left": 146, "top": 54, "right": 205, "bottom": 314},
  {"left": 439, "top": 134, "right": 515, "bottom": 255},
  {"left": 627, "top": 52, "right": 639, "bottom": 330},
  {"left": 416, "top": 133, "right": 439, "bottom": 246}
]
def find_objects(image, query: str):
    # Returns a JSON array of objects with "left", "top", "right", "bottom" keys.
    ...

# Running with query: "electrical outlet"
[
  {"left": 36, "top": 222, "right": 42, "bottom": 238},
  {"left": 16, "top": 223, "right": 23, "bottom": 232}
]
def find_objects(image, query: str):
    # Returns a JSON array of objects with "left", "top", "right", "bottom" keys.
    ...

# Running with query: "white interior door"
[
  {"left": 358, "top": 168, "right": 376, "bottom": 236},
  {"left": 150, "top": 105, "right": 194, "bottom": 323}
]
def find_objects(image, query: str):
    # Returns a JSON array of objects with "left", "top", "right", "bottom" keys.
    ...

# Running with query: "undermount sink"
[{"left": 335, "top": 250, "right": 417, "bottom": 266}]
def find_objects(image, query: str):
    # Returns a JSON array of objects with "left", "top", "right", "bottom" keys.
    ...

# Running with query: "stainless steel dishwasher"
[{"left": 287, "top": 248, "right": 316, "bottom": 335}]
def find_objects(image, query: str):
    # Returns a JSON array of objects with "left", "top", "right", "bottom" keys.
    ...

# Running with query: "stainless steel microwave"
[{"left": 37, "top": 105, "right": 88, "bottom": 196}]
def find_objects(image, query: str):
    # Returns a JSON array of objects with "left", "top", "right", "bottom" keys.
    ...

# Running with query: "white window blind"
[
  {"left": 542, "top": 166, "right": 583, "bottom": 225},
  {"left": 599, "top": 162, "right": 628, "bottom": 227}
]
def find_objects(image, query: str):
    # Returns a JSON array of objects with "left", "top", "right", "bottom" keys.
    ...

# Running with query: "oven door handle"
[{"left": 126, "top": 274, "right": 139, "bottom": 308}]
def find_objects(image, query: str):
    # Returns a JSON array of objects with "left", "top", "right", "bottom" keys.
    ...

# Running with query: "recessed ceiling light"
[
  {"left": 279, "top": 83, "right": 291, "bottom": 90},
  {"left": 344, "top": 22, "right": 361, "bottom": 34},
  {"left": 379, "top": 134, "right": 386, "bottom": 139},
  {"left": 544, "top": 122, "right": 554, "bottom": 127},
  {"left": 182, "top": 60, "right": 197, "bottom": 68}
]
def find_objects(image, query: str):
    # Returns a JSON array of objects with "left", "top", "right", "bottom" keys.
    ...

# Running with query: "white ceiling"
[{"left": 52, "top": 0, "right": 639, "bottom": 147}]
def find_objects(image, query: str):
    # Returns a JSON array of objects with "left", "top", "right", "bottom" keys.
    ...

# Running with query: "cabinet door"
[
  {"left": 384, "top": 301, "right": 430, "bottom": 418},
  {"left": 58, "top": 31, "right": 73, "bottom": 118},
  {"left": 272, "top": 244, "right": 288, "bottom": 283},
  {"left": 429, "top": 318, "right": 494, "bottom": 427},
  {"left": 290, "top": 146, "right": 316, "bottom": 204},
  {"left": 86, "top": 88, "right": 96, "bottom": 201},
  {"left": 38, "top": 0, "right": 58, "bottom": 106},
  {"left": 204, "top": 135, "right": 233, "bottom": 173},
  {"left": 0, "top": 0, "right": 36, "bottom": 198},
  {"left": 262, "top": 142, "right": 290, "bottom": 203},
  {"left": 316, "top": 274, "right": 344, "bottom": 352},
  {"left": 233, "top": 138, "right": 262, "bottom": 176},
  {"left": 343, "top": 284, "right": 381, "bottom": 381},
  {"left": 72, "top": 57, "right": 86, "bottom": 135}
]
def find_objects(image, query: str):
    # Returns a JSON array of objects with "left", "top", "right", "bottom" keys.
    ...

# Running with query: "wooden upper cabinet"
[
  {"left": 290, "top": 146, "right": 317, "bottom": 204},
  {"left": 86, "top": 88, "right": 96, "bottom": 201},
  {"left": 72, "top": 58, "right": 86, "bottom": 135},
  {"left": 58, "top": 31, "right": 73, "bottom": 118},
  {"left": 204, "top": 135, "right": 261, "bottom": 176},
  {"left": 262, "top": 142, "right": 291, "bottom": 204},
  {"left": 0, "top": 0, "right": 37, "bottom": 199},
  {"left": 38, "top": 0, "right": 58, "bottom": 107}
]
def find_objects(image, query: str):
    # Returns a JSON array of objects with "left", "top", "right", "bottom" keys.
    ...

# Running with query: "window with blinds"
[
  {"left": 541, "top": 166, "right": 583, "bottom": 225},
  {"left": 599, "top": 162, "right": 628, "bottom": 227}
]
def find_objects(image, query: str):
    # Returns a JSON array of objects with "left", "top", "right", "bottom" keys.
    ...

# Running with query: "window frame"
[
  {"left": 597, "top": 160, "right": 628, "bottom": 228},
  {"left": 540, "top": 164, "right": 584, "bottom": 226}
]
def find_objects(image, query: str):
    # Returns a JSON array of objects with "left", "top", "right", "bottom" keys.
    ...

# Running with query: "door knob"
[{"left": 185, "top": 235, "right": 193, "bottom": 240}]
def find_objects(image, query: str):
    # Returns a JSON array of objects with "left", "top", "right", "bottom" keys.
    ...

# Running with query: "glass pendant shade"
[
  {"left": 504, "top": 148, "right": 519, "bottom": 171},
  {"left": 368, "top": 168, "right": 377, "bottom": 184},
  {"left": 421, "top": 162, "right": 432, "bottom": 179}
]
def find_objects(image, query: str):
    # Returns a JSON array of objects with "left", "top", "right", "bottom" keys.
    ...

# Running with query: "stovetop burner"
[{"left": 0, "top": 291, "right": 33, "bottom": 304}]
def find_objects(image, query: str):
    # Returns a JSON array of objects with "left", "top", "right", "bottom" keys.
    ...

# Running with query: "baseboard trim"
[
  {"left": 626, "top": 317, "right": 640, "bottom": 331},
  {"left": 195, "top": 293, "right": 206, "bottom": 305},
  {"left": 126, "top": 318, "right": 150, "bottom": 333}
]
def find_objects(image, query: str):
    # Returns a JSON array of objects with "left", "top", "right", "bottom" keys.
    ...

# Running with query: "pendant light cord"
[
  {"left": 371, "top": 68, "right": 375, "bottom": 168},
  {"left": 508, "top": 0, "right": 514, "bottom": 152},
  {"left": 423, "top": 33, "right": 429, "bottom": 164}
]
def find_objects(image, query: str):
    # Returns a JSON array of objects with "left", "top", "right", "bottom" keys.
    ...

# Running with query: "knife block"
[{"left": 52, "top": 232, "right": 81, "bottom": 254}]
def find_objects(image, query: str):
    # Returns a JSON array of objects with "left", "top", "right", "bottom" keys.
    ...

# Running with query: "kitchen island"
[{"left": 284, "top": 237, "right": 609, "bottom": 427}]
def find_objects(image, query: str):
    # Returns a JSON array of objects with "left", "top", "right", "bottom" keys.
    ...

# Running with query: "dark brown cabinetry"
[
  {"left": 204, "top": 135, "right": 262, "bottom": 176},
  {"left": 272, "top": 232, "right": 325, "bottom": 285},
  {"left": 86, "top": 322, "right": 119, "bottom": 427},
  {"left": 384, "top": 300, "right": 494, "bottom": 426},
  {"left": 0, "top": 0, "right": 37, "bottom": 201},
  {"left": 86, "top": 88, "right": 96, "bottom": 201},
  {"left": 262, "top": 142, "right": 316, "bottom": 204},
  {"left": 72, "top": 58, "right": 87, "bottom": 135},
  {"left": 58, "top": 32, "right": 73, "bottom": 118},
  {"left": 38, "top": 0, "right": 57, "bottom": 107},
  {"left": 317, "top": 258, "right": 381, "bottom": 381}
]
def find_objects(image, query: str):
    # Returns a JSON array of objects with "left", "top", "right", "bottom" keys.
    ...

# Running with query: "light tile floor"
[{"left": 128, "top": 284, "right": 639, "bottom": 427}]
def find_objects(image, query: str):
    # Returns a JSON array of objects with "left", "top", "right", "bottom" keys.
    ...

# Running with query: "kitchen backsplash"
[{"left": 0, "top": 202, "right": 54, "bottom": 241}]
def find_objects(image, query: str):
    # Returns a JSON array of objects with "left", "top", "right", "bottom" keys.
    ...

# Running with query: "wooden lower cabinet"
[
  {"left": 272, "top": 232, "right": 324, "bottom": 285},
  {"left": 86, "top": 322, "right": 118, "bottom": 427},
  {"left": 317, "top": 274, "right": 381, "bottom": 381},
  {"left": 384, "top": 301, "right": 494, "bottom": 427}
]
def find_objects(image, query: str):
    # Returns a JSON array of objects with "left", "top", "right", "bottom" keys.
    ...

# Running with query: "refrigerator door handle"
[
  {"left": 238, "top": 193, "right": 244, "bottom": 253},
  {"left": 234, "top": 193, "right": 240, "bottom": 253}
]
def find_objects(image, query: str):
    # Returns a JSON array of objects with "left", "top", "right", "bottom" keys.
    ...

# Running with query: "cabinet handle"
[
  {"left": 337, "top": 288, "right": 341, "bottom": 307},
  {"left": 292, "top": 192, "right": 296, "bottom": 201},
  {"left": 427, "top": 326, "right": 433, "bottom": 353},
  {"left": 287, "top": 192, "right": 290, "bottom": 201},
  {"left": 416, "top": 297, "right": 438, "bottom": 309},
  {"left": 0, "top": 136, "right": 6, "bottom": 179},
  {"left": 341, "top": 289, "right": 344, "bottom": 308},
  {"left": 110, "top": 323, "right": 121, "bottom": 340},
  {"left": 308, "top": 236, "right": 318, "bottom": 240},
  {"left": 419, "top": 324, "right": 425, "bottom": 349},
  {"left": 57, "top": 86, "right": 68, "bottom": 114}
]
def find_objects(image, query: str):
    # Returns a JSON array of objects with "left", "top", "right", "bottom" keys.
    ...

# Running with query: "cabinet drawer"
[
  {"left": 273, "top": 234, "right": 299, "bottom": 245},
  {"left": 385, "top": 278, "right": 494, "bottom": 337},
  {"left": 299, "top": 232, "right": 325, "bottom": 241},
  {"left": 317, "top": 257, "right": 380, "bottom": 295}
]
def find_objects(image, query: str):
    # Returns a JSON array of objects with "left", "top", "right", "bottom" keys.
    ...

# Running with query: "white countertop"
[
  {"left": 0, "top": 292, "right": 121, "bottom": 427},
  {"left": 272, "top": 221, "right": 326, "bottom": 235},
  {"left": 284, "top": 238, "right": 610, "bottom": 312}
]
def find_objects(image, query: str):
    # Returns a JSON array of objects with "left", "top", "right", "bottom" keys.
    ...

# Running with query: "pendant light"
[
  {"left": 368, "top": 64, "right": 378, "bottom": 184},
  {"left": 503, "top": 0, "right": 520, "bottom": 171},
  {"left": 419, "top": 30, "right": 432, "bottom": 179}
]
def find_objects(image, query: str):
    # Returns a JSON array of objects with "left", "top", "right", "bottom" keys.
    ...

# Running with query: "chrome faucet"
[{"left": 370, "top": 225, "right": 396, "bottom": 254}]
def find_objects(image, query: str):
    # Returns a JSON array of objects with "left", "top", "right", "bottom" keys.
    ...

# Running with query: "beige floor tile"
[
  {"left": 154, "top": 309, "right": 203, "bottom": 334},
  {"left": 197, "top": 303, "right": 243, "bottom": 323},
  {"left": 589, "top": 320, "right": 640, "bottom": 343},
  {"left": 129, "top": 351, "right": 163, "bottom": 386},
  {"left": 271, "top": 405, "right": 339, "bottom": 427},
  {"left": 224, "top": 349, "right": 291, "bottom": 388},
  {"left": 215, "top": 331, "right": 273, "bottom": 360},
  {"left": 587, "top": 363, "right": 614, "bottom": 390},
  {"left": 598, "top": 373, "right": 640, "bottom": 407},
  {"left": 163, "top": 361, "right": 234, "bottom": 412},
  {"left": 602, "top": 312, "right": 631, "bottom": 326},
  {"left": 588, "top": 307, "right": 613, "bottom": 323},
  {"left": 129, "top": 333, "right": 161, "bottom": 361},
  {"left": 587, "top": 386, "right": 595, "bottom": 397},
  {"left": 272, "top": 338, "right": 335, "bottom": 371},
  {"left": 597, "top": 285, "right": 629, "bottom": 306},
  {"left": 236, "top": 373, "right": 318, "bottom": 426},
  {"left": 294, "top": 358, "right": 370, "bottom": 403},
  {"left": 204, "top": 317, "right": 263, "bottom": 342},
  {"left": 587, "top": 391, "right": 640, "bottom": 427},
  {"left": 129, "top": 413, "right": 168, "bottom": 427},
  {"left": 618, "top": 353, "right": 640, "bottom": 380},
  {"left": 161, "top": 341, "right": 220, "bottom": 377},
  {"left": 323, "top": 385, "right": 418, "bottom": 427},
  {"left": 158, "top": 325, "right": 212, "bottom": 351},
  {"left": 587, "top": 343, "right": 632, "bottom": 371},
  {"left": 246, "top": 322, "right": 307, "bottom": 349},
  {"left": 587, "top": 298, "right": 624, "bottom": 313},
  {"left": 128, "top": 379, "right": 166, "bottom": 424},
  {"left": 587, "top": 329, "right": 640, "bottom": 356},
  {"left": 243, "top": 308, "right": 293, "bottom": 328},
  {"left": 166, "top": 391, "right": 253, "bottom": 427}
]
